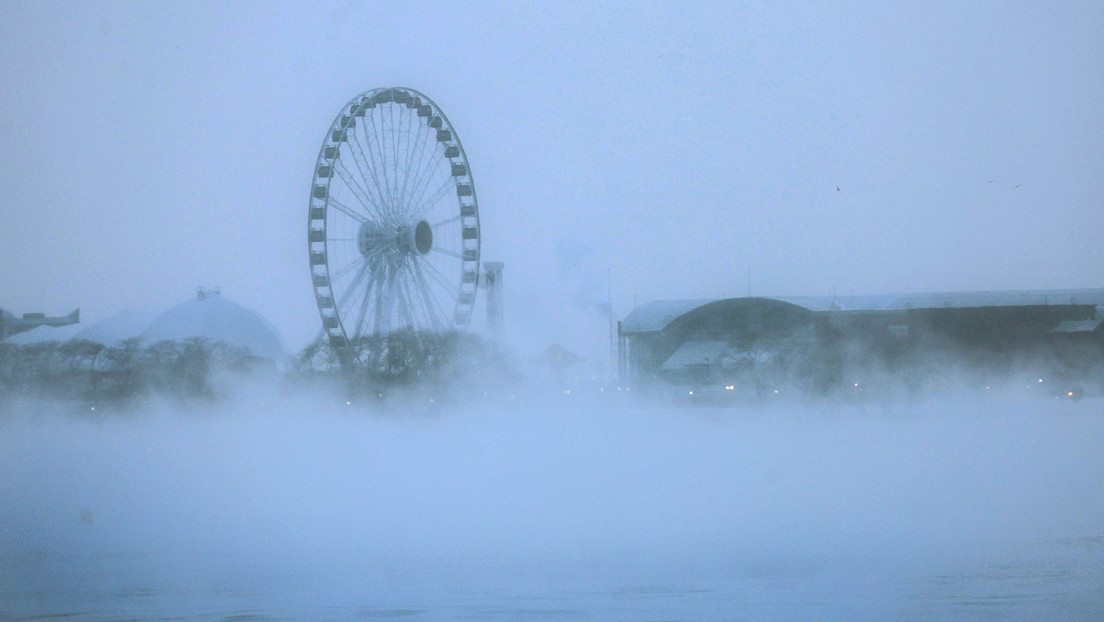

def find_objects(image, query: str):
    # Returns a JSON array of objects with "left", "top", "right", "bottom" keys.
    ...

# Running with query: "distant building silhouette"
[{"left": 0, "top": 307, "right": 79, "bottom": 340}]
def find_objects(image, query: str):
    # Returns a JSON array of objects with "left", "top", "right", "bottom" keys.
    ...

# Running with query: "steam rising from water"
[{"left": 2, "top": 387, "right": 1103, "bottom": 619}]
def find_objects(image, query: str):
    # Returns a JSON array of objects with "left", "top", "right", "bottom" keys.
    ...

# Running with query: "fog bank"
[{"left": 2, "top": 391, "right": 1103, "bottom": 619}]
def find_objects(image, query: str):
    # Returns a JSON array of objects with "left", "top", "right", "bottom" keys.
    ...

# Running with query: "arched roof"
[
  {"left": 622, "top": 288, "right": 1104, "bottom": 335},
  {"left": 141, "top": 294, "right": 287, "bottom": 361},
  {"left": 621, "top": 297, "right": 812, "bottom": 335},
  {"left": 621, "top": 299, "right": 713, "bottom": 333}
]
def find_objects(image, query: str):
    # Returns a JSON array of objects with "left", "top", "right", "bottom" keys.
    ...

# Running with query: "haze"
[
  {"left": 1, "top": 2, "right": 1102, "bottom": 359},
  {"left": 3, "top": 389, "right": 1104, "bottom": 619},
  {"left": 2, "top": 2, "right": 1104, "bottom": 619}
]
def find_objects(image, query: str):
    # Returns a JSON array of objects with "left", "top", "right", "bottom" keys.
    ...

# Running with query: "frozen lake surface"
[{"left": 2, "top": 390, "right": 1103, "bottom": 620}]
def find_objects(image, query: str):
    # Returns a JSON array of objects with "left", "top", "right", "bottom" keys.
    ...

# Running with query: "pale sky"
[{"left": 2, "top": 1, "right": 1102, "bottom": 360}]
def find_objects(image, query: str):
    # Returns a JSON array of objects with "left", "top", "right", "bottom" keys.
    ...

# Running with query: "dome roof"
[
  {"left": 140, "top": 292, "right": 287, "bottom": 361},
  {"left": 72, "top": 309, "right": 159, "bottom": 346}
]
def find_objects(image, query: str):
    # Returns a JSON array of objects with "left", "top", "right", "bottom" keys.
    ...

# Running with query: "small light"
[
  {"left": 774, "top": 389, "right": 780, "bottom": 394},
  {"left": 688, "top": 390, "right": 694, "bottom": 395},
  {"left": 90, "top": 406, "right": 95, "bottom": 411},
  {"left": 1038, "top": 378, "right": 1044, "bottom": 383},
  {"left": 1068, "top": 391, "right": 1074, "bottom": 398}
]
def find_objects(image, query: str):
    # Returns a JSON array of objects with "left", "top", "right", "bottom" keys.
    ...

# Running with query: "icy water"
[{"left": 2, "top": 390, "right": 1103, "bottom": 620}]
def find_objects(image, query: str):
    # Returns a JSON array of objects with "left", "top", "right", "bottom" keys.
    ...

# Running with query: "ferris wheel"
[{"left": 307, "top": 87, "right": 480, "bottom": 361}]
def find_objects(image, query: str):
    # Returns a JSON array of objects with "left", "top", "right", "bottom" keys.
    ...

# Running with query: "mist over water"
[{"left": 3, "top": 386, "right": 1103, "bottom": 620}]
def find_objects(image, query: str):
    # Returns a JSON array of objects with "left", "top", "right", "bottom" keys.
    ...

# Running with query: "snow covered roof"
[
  {"left": 71, "top": 309, "right": 159, "bottom": 346},
  {"left": 775, "top": 288, "right": 1104, "bottom": 312},
  {"left": 623, "top": 289, "right": 1104, "bottom": 334},
  {"left": 2, "top": 292, "right": 287, "bottom": 361},
  {"left": 1051, "top": 319, "right": 1104, "bottom": 334},
  {"left": 2, "top": 323, "right": 85, "bottom": 344},
  {"left": 660, "top": 340, "right": 732, "bottom": 371},
  {"left": 140, "top": 293, "right": 287, "bottom": 361},
  {"left": 621, "top": 299, "right": 713, "bottom": 333}
]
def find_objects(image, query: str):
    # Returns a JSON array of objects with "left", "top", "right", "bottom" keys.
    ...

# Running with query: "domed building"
[{"left": 140, "top": 288, "right": 287, "bottom": 363}]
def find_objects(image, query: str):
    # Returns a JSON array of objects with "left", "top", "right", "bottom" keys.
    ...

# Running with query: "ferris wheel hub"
[
  {"left": 412, "top": 220, "right": 433, "bottom": 255},
  {"left": 356, "top": 219, "right": 433, "bottom": 258}
]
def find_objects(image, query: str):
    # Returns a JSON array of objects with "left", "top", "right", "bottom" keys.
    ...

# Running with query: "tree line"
[{"left": 0, "top": 337, "right": 264, "bottom": 404}]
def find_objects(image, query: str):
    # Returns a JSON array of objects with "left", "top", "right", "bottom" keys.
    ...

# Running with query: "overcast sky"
[{"left": 2, "top": 1, "right": 1101, "bottom": 359}]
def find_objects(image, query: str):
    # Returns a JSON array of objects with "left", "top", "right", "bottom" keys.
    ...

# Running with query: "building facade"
[{"left": 619, "top": 289, "right": 1104, "bottom": 398}]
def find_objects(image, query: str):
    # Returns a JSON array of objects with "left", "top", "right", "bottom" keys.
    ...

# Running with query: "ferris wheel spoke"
[
  {"left": 395, "top": 272, "right": 419, "bottom": 331},
  {"left": 388, "top": 106, "right": 408, "bottom": 219},
  {"left": 430, "top": 247, "right": 463, "bottom": 259},
  {"left": 410, "top": 144, "right": 449, "bottom": 211},
  {"left": 409, "top": 171, "right": 451, "bottom": 216},
  {"left": 326, "top": 196, "right": 370, "bottom": 224},
  {"left": 432, "top": 215, "right": 462, "bottom": 228},
  {"left": 334, "top": 260, "right": 373, "bottom": 319},
  {"left": 398, "top": 262, "right": 431, "bottom": 331},
  {"left": 346, "top": 131, "right": 389, "bottom": 218},
  {"left": 411, "top": 176, "right": 456, "bottom": 220},
  {"left": 330, "top": 255, "right": 364, "bottom": 282},
  {"left": 419, "top": 258, "right": 461, "bottom": 303},
  {"left": 367, "top": 108, "right": 398, "bottom": 216},
  {"left": 401, "top": 109, "right": 427, "bottom": 200},
  {"left": 333, "top": 278, "right": 368, "bottom": 332},
  {"left": 351, "top": 261, "right": 383, "bottom": 340},
  {"left": 354, "top": 111, "right": 391, "bottom": 216},
  {"left": 382, "top": 104, "right": 394, "bottom": 192},
  {"left": 409, "top": 260, "right": 446, "bottom": 331},
  {"left": 333, "top": 159, "right": 386, "bottom": 222},
  {"left": 375, "top": 262, "right": 401, "bottom": 335},
  {"left": 366, "top": 259, "right": 386, "bottom": 336},
  {"left": 389, "top": 105, "right": 403, "bottom": 198},
  {"left": 403, "top": 140, "right": 443, "bottom": 218},
  {"left": 351, "top": 123, "right": 395, "bottom": 219},
  {"left": 397, "top": 112, "right": 429, "bottom": 213},
  {"left": 333, "top": 142, "right": 379, "bottom": 206},
  {"left": 362, "top": 257, "right": 396, "bottom": 338},
  {"left": 350, "top": 285, "right": 373, "bottom": 341},
  {"left": 410, "top": 123, "right": 442, "bottom": 189},
  {"left": 394, "top": 107, "right": 410, "bottom": 203}
]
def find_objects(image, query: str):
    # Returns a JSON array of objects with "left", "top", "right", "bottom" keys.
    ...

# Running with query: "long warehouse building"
[{"left": 619, "top": 289, "right": 1104, "bottom": 398}]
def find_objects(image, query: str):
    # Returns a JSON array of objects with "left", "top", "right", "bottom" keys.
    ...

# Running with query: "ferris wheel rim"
[{"left": 307, "top": 87, "right": 481, "bottom": 359}]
